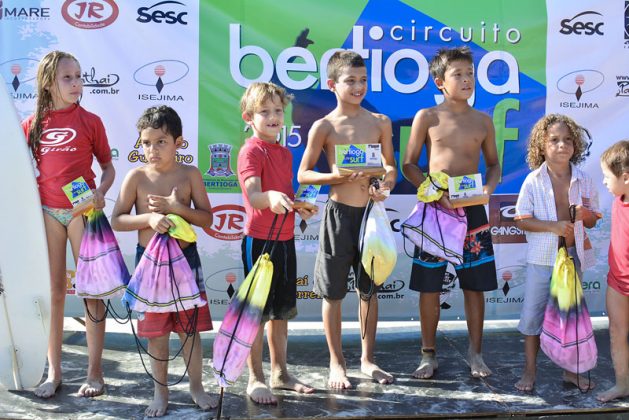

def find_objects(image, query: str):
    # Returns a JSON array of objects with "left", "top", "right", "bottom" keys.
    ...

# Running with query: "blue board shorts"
[{"left": 410, "top": 205, "right": 498, "bottom": 293}]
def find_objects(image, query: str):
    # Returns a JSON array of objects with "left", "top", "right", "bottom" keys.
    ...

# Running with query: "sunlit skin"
[
  {"left": 111, "top": 120, "right": 215, "bottom": 416},
  {"left": 402, "top": 56, "right": 500, "bottom": 380},
  {"left": 32, "top": 54, "right": 116, "bottom": 399},
  {"left": 436, "top": 59, "right": 475, "bottom": 102},
  {"left": 243, "top": 96, "right": 285, "bottom": 143},
  {"left": 601, "top": 164, "right": 629, "bottom": 200},
  {"left": 240, "top": 95, "right": 317, "bottom": 404},
  {"left": 515, "top": 122, "right": 597, "bottom": 392},
  {"left": 48, "top": 57, "right": 83, "bottom": 111},
  {"left": 596, "top": 161, "right": 629, "bottom": 402},
  {"left": 298, "top": 63, "right": 397, "bottom": 389}
]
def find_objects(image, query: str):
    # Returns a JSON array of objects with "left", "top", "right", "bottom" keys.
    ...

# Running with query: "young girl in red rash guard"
[{"left": 21, "top": 51, "right": 115, "bottom": 399}]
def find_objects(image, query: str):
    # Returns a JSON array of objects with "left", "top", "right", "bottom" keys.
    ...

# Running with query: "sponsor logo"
[
  {"left": 110, "top": 148, "right": 119, "bottom": 160},
  {"left": 617, "top": 75, "right": 629, "bottom": 97},
  {"left": 41, "top": 128, "right": 77, "bottom": 146},
  {"left": 296, "top": 275, "right": 322, "bottom": 299},
  {"left": 203, "top": 204, "right": 245, "bottom": 241},
  {"left": 62, "top": 0, "right": 119, "bottom": 29},
  {"left": 383, "top": 207, "right": 402, "bottom": 233},
  {"left": 489, "top": 195, "right": 526, "bottom": 244},
  {"left": 294, "top": 233, "right": 319, "bottom": 241},
  {"left": 582, "top": 280, "right": 601, "bottom": 292},
  {"left": 204, "top": 142, "right": 238, "bottom": 190},
  {"left": 128, "top": 137, "right": 193, "bottom": 164},
  {"left": 204, "top": 267, "right": 242, "bottom": 304},
  {"left": 137, "top": 0, "right": 187, "bottom": 25},
  {"left": 625, "top": 1, "right": 629, "bottom": 47},
  {"left": 557, "top": 69, "right": 603, "bottom": 109},
  {"left": 496, "top": 265, "right": 526, "bottom": 296},
  {"left": 0, "top": 1, "right": 50, "bottom": 20},
  {"left": 1, "top": 58, "right": 38, "bottom": 98},
  {"left": 206, "top": 143, "right": 234, "bottom": 177},
  {"left": 346, "top": 275, "right": 407, "bottom": 300},
  {"left": 229, "top": 23, "right": 521, "bottom": 94},
  {"left": 134, "top": 60, "right": 188, "bottom": 101},
  {"left": 559, "top": 11, "right": 604, "bottom": 36},
  {"left": 498, "top": 203, "right": 517, "bottom": 221},
  {"left": 82, "top": 66, "right": 120, "bottom": 95},
  {"left": 485, "top": 296, "right": 523, "bottom": 304}
]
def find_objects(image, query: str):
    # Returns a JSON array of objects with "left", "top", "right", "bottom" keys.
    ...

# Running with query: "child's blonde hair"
[
  {"left": 240, "top": 82, "right": 292, "bottom": 116},
  {"left": 29, "top": 50, "right": 80, "bottom": 161},
  {"left": 600, "top": 140, "right": 629, "bottom": 177},
  {"left": 526, "top": 114, "right": 590, "bottom": 169}
]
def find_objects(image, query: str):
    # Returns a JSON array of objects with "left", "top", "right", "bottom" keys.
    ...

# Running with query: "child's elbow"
[
  {"left": 200, "top": 210, "right": 213, "bottom": 229},
  {"left": 401, "top": 163, "right": 414, "bottom": 180},
  {"left": 110, "top": 217, "right": 121, "bottom": 231}
]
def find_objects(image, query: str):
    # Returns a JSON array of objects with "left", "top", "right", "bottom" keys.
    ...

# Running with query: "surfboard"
[{"left": 0, "top": 75, "right": 51, "bottom": 390}]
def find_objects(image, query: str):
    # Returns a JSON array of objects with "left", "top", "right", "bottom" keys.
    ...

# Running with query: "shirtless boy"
[
  {"left": 402, "top": 46, "right": 501, "bottom": 379},
  {"left": 112, "top": 106, "right": 217, "bottom": 417},
  {"left": 298, "top": 51, "right": 397, "bottom": 389}
]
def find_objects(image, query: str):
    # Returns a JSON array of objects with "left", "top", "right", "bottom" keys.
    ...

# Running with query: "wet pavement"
[{"left": 0, "top": 319, "right": 627, "bottom": 419}]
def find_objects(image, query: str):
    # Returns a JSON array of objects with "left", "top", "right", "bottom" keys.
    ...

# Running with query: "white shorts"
[{"left": 517, "top": 247, "right": 582, "bottom": 336}]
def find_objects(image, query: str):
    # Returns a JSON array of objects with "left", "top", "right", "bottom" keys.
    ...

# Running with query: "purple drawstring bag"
[{"left": 401, "top": 201, "right": 467, "bottom": 265}]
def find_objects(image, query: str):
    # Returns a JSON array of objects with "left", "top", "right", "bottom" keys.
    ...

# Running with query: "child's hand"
[
  {"left": 148, "top": 213, "right": 175, "bottom": 234},
  {"left": 573, "top": 204, "right": 590, "bottom": 222},
  {"left": 148, "top": 187, "right": 180, "bottom": 215},
  {"left": 437, "top": 192, "right": 453, "bottom": 209},
  {"left": 369, "top": 183, "right": 390, "bottom": 202},
  {"left": 92, "top": 188, "right": 106, "bottom": 210},
  {"left": 296, "top": 206, "right": 318, "bottom": 220},
  {"left": 344, "top": 171, "right": 368, "bottom": 183},
  {"left": 553, "top": 220, "right": 574, "bottom": 236},
  {"left": 267, "top": 190, "right": 294, "bottom": 214}
]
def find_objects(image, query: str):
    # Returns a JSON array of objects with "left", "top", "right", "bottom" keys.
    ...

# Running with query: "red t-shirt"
[
  {"left": 22, "top": 104, "right": 112, "bottom": 208},
  {"left": 608, "top": 195, "right": 629, "bottom": 295},
  {"left": 237, "top": 136, "right": 295, "bottom": 241}
]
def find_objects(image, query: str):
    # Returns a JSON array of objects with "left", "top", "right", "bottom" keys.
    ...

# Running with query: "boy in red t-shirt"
[
  {"left": 237, "top": 82, "right": 317, "bottom": 404},
  {"left": 597, "top": 140, "right": 629, "bottom": 402}
]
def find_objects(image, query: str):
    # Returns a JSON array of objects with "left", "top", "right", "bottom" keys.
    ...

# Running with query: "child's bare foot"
[
  {"left": 145, "top": 388, "right": 169, "bottom": 417},
  {"left": 468, "top": 350, "right": 492, "bottom": 378},
  {"left": 190, "top": 386, "right": 219, "bottom": 410},
  {"left": 34, "top": 378, "right": 62, "bottom": 398},
  {"left": 563, "top": 371, "right": 594, "bottom": 391},
  {"left": 78, "top": 377, "right": 105, "bottom": 397},
  {"left": 270, "top": 371, "right": 315, "bottom": 394},
  {"left": 361, "top": 360, "right": 394, "bottom": 384},
  {"left": 412, "top": 349, "right": 438, "bottom": 379},
  {"left": 328, "top": 363, "right": 352, "bottom": 389},
  {"left": 515, "top": 371, "right": 536, "bottom": 392},
  {"left": 247, "top": 380, "right": 278, "bottom": 405},
  {"left": 596, "top": 384, "right": 629, "bottom": 402}
]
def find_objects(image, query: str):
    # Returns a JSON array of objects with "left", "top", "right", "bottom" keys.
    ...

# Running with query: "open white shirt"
[{"left": 514, "top": 162, "right": 601, "bottom": 270}]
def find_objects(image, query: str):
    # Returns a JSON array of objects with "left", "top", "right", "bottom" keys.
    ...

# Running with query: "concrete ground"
[{"left": 0, "top": 318, "right": 628, "bottom": 419}]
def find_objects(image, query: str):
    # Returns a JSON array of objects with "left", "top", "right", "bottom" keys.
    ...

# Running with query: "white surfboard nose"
[{"left": 0, "top": 74, "right": 51, "bottom": 390}]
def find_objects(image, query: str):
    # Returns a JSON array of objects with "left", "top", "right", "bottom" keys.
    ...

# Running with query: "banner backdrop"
[{"left": 1, "top": 0, "right": 627, "bottom": 320}]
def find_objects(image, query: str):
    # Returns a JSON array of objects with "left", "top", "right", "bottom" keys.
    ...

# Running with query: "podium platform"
[{"left": 0, "top": 319, "right": 627, "bottom": 419}]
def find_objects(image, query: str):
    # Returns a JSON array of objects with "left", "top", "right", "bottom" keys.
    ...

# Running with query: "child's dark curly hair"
[{"left": 526, "top": 114, "right": 590, "bottom": 169}]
